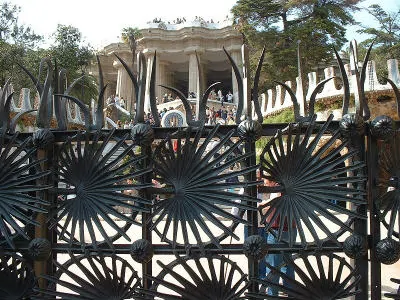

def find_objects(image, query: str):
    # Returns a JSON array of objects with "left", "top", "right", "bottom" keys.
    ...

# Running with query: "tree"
[
  {"left": 231, "top": 0, "right": 362, "bottom": 89},
  {"left": 121, "top": 27, "right": 142, "bottom": 112},
  {"left": 121, "top": 27, "right": 142, "bottom": 68},
  {"left": 0, "top": 1, "right": 41, "bottom": 45},
  {"left": 49, "top": 24, "right": 96, "bottom": 104},
  {"left": 0, "top": 1, "right": 42, "bottom": 90},
  {"left": 357, "top": 5, "right": 400, "bottom": 59}
]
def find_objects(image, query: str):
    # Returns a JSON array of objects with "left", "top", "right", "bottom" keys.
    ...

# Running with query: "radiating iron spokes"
[
  {"left": 141, "top": 254, "right": 249, "bottom": 299},
  {"left": 0, "top": 252, "right": 37, "bottom": 299},
  {"left": 248, "top": 252, "right": 361, "bottom": 299},
  {"left": 377, "top": 132, "right": 400, "bottom": 239},
  {"left": 35, "top": 253, "right": 142, "bottom": 299},
  {"left": 51, "top": 129, "right": 152, "bottom": 249},
  {"left": 151, "top": 125, "right": 259, "bottom": 250},
  {"left": 0, "top": 133, "right": 50, "bottom": 249},
  {"left": 259, "top": 115, "right": 366, "bottom": 247}
]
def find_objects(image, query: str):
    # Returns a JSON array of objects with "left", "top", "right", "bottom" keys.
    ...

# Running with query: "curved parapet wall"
[
  {"left": 258, "top": 58, "right": 400, "bottom": 117},
  {"left": 6, "top": 58, "right": 400, "bottom": 128},
  {"left": 142, "top": 17, "right": 233, "bottom": 31}
]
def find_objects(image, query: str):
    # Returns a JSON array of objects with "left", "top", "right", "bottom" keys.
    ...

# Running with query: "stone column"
[
  {"left": 184, "top": 48, "right": 204, "bottom": 119},
  {"left": 186, "top": 50, "right": 199, "bottom": 97},
  {"left": 157, "top": 60, "right": 169, "bottom": 102},
  {"left": 184, "top": 47, "right": 205, "bottom": 94},
  {"left": 113, "top": 55, "right": 134, "bottom": 108}
]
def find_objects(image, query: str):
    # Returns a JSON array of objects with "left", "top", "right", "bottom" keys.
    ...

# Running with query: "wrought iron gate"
[{"left": 0, "top": 43, "right": 399, "bottom": 299}]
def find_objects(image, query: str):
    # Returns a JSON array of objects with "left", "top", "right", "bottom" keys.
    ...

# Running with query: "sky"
[
  {"left": 8, "top": 0, "right": 400, "bottom": 50},
  {"left": 11, "top": 0, "right": 237, "bottom": 49}
]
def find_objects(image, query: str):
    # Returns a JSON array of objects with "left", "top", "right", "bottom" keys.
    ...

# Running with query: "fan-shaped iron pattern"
[
  {"left": 0, "top": 133, "right": 50, "bottom": 249},
  {"left": 1, "top": 118, "right": 399, "bottom": 298},
  {"left": 376, "top": 131, "right": 400, "bottom": 239},
  {"left": 140, "top": 254, "right": 249, "bottom": 300},
  {"left": 0, "top": 253, "right": 37, "bottom": 299},
  {"left": 259, "top": 115, "right": 366, "bottom": 247},
  {"left": 34, "top": 253, "right": 141, "bottom": 299},
  {"left": 151, "top": 125, "right": 259, "bottom": 249},
  {"left": 248, "top": 252, "right": 361, "bottom": 299},
  {"left": 5, "top": 39, "right": 400, "bottom": 299},
  {"left": 51, "top": 129, "right": 152, "bottom": 249}
]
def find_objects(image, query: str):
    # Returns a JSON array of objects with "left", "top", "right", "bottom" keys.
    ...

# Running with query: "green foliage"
[
  {"left": 357, "top": 5, "right": 400, "bottom": 59},
  {"left": 263, "top": 108, "right": 295, "bottom": 124},
  {"left": 313, "top": 97, "right": 343, "bottom": 112},
  {"left": 49, "top": 25, "right": 97, "bottom": 104},
  {"left": 0, "top": 2, "right": 42, "bottom": 45},
  {"left": 255, "top": 136, "right": 271, "bottom": 164},
  {"left": 356, "top": 5, "right": 400, "bottom": 83},
  {"left": 121, "top": 27, "right": 142, "bottom": 70},
  {"left": 231, "top": 0, "right": 362, "bottom": 86},
  {"left": 0, "top": 1, "right": 43, "bottom": 91},
  {"left": 121, "top": 27, "right": 142, "bottom": 46}
]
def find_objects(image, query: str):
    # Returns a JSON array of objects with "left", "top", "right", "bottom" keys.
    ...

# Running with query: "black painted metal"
[{"left": 0, "top": 42, "right": 399, "bottom": 299}]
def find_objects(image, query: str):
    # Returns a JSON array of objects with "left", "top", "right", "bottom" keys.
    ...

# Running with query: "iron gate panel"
[{"left": 0, "top": 42, "right": 399, "bottom": 299}]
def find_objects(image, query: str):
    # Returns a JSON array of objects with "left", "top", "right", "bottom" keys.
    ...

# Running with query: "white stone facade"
[{"left": 94, "top": 21, "right": 243, "bottom": 113}]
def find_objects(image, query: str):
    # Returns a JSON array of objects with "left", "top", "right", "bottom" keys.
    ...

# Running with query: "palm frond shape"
[
  {"left": 0, "top": 134, "right": 50, "bottom": 248},
  {"left": 35, "top": 253, "right": 141, "bottom": 300},
  {"left": 140, "top": 254, "right": 249, "bottom": 299},
  {"left": 377, "top": 132, "right": 400, "bottom": 239},
  {"left": 50, "top": 129, "right": 152, "bottom": 249},
  {"left": 248, "top": 252, "right": 361, "bottom": 299},
  {"left": 151, "top": 125, "right": 259, "bottom": 249},
  {"left": 18, "top": 57, "right": 54, "bottom": 128},
  {"left": 259, "top": 115, "right": 366, "bottom": 247},
  {"left": 0, "top": 253, "right": 37, "bottom": 299}
]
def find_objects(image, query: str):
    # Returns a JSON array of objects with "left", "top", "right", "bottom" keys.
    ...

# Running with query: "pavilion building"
[{"left": 94, "top": 17, "right": 243, "bottom": 113}]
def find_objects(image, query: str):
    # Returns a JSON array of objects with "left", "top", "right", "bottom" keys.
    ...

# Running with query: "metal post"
[
  {"left": 35, "top": 145, "right": 53, "bottom": 289},
  {"left": 367, "top": 128, "right": 382, "bottom": 300},
  {"left": 245, "top": 137, "right": 259, "bottom": 297},
  {"left": 142, "top": 144, "right": 153, "bottom": 289},
  {"left": 354, "top": 133, "right": 369, "bottom": 300}
]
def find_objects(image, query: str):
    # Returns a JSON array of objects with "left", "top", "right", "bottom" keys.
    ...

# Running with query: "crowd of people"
[
  {"left": 206, "top": 105, "right": 236, "bottom": 125},
  {"left": 160, "top": 89, "right": 234, "bottom": 105},
  {"left": 208, "top": 89, "right": 234, "bottom": 105},
  {"left": 107, "top": 88, "right": 238, "bottom": 128},
  {"left": 113, "top": 104, "right": 238, "bottom": 128}
]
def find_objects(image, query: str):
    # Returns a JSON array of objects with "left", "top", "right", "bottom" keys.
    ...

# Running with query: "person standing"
[
  {"left": 234, "top": 171, "right": 272, "bottom": 280},
  {"left": 114, "top": 94, "right": 120, "bottom": 106},
  {"left": 256, "top": 176, "right": 271, "bottom": 280},
  {"left": 218, "top": 89, "right": 224, "bottom": 105},
  {"left": 226, "top": 91, "right": 233, "bottom": 103},
  {"left": 264, "top": 182, "right": 296, "bottom": 296},
  {"left": 120, "top": 97, "right": 126, "bottom": 109}
]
